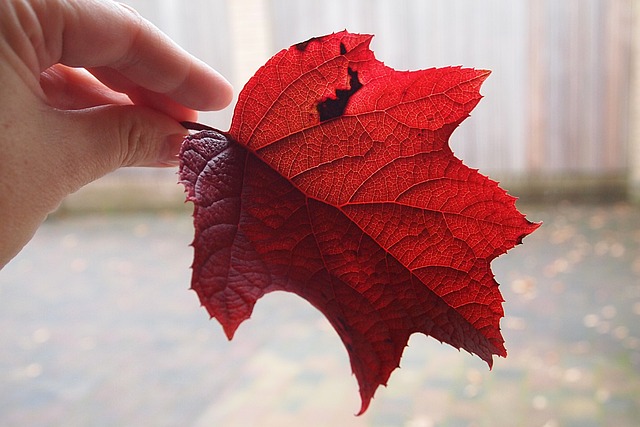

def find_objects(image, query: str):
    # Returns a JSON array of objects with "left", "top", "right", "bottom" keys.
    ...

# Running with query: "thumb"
[
  {"left": 0, "top": 104, "right": 188, "bottom": 267},
  {"left": 44, "top": 104, "right": 188, "bottom": 196}
]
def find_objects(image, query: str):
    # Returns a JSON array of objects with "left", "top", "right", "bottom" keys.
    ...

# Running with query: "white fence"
[{"left": 63, "top": 0, "right": 638, "bottom": 209}]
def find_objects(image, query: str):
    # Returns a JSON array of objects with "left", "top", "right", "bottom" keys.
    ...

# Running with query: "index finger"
[{"left": 38, "top": 0, "right": 233, "bottom": 111}]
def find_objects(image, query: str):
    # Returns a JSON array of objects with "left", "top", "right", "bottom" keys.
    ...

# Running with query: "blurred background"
[{"left": 1, "top": 0, "right": 639, "bottom": 426}]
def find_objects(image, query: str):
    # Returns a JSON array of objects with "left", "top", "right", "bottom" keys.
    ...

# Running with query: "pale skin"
[{"left": 0, "top": 0, "right": 233, "bottom": 268}]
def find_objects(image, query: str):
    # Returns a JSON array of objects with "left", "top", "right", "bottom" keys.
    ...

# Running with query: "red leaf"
[{"left": 179, "top": 31, "right": 539, "bottom": 415}]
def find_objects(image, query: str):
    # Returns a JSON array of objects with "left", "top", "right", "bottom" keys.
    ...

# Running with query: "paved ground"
[{"left": 0, "top": 202, "right": 639, "bottom": 427}]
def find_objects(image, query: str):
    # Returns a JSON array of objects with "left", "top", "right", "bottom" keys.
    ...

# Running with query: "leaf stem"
[{"left": 180, "top": 121, "right": 218, "bottom": 132}]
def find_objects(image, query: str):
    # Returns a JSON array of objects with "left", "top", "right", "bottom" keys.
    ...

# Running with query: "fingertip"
[
  {"left": 211, "top": 78, "right": 234, "bottom": 110},
  {"left": 211, "top": 73, "right": 234, "bottom": 110},
  {"left": 156, "top": 132, "right": 188, "bottom": 167},
  {"left": 192, "top": 60, "right": 234, "bottom": 111}
]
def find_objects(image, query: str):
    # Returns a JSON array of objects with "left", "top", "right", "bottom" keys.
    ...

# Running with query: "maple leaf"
[{"left": 179, "top": 31, "right": 539, "bottom": 415}]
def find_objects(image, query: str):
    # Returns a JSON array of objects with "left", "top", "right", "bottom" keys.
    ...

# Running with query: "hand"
[{"left": 0, "top": 0, "right": 233, "bottom": 268}]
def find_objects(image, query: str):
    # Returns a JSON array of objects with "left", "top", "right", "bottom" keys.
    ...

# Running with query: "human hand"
[{"left": 0, "top": 0, "right": 233, "bottom": 268}]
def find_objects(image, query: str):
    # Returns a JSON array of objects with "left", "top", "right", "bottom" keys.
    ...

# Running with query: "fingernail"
[{"left": 158, "top": 133, "right": 187, "bottom": 167}]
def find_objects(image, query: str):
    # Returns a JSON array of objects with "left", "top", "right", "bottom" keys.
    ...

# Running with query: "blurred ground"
[{"left": 0, "top": 202, "right": 639, "bottom": 427}]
